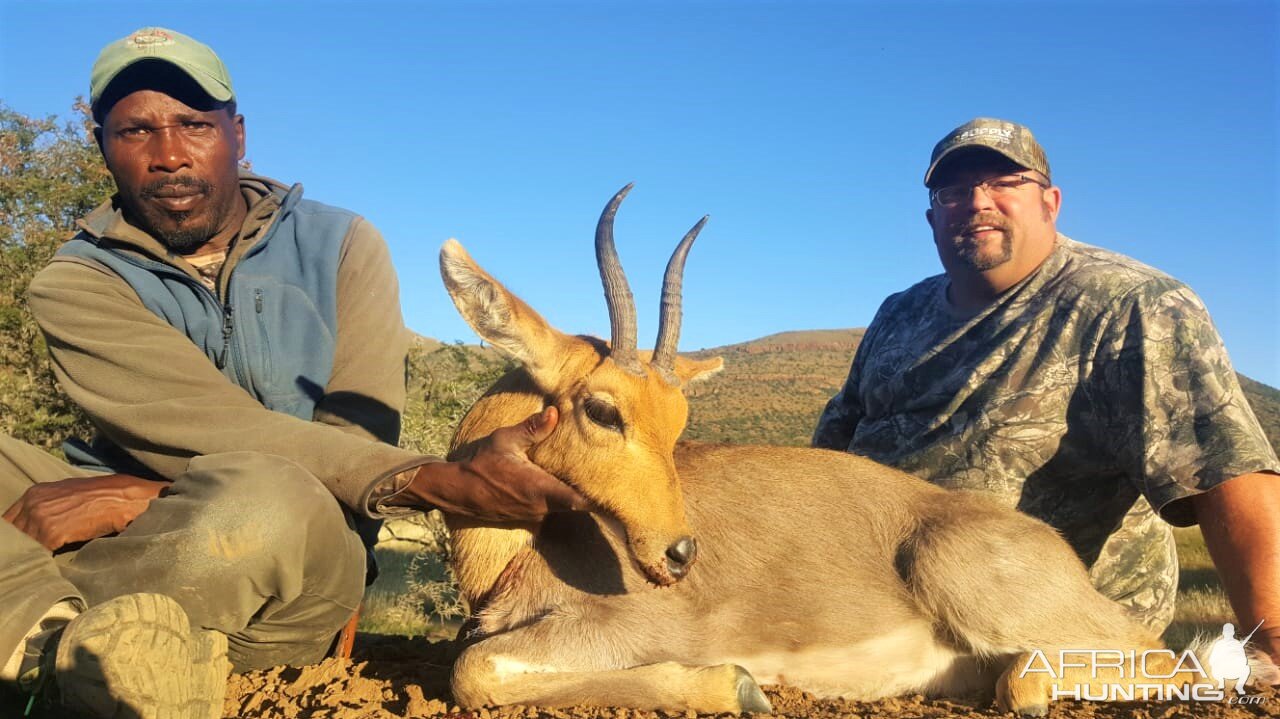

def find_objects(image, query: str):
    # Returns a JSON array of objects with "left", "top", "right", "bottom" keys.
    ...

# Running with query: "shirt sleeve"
[
  {"left": 1087, "top": 277, "right": 1280, "bottom": 525},
  {"left": 316, "top": 218, "right": 443, "bottom": 515},
  {"left": 314, "top": 217, "right": 413, "bottom": 445},
  {"left": 812, "top": 329, "right": 876, "bottom": 451},
  {"left": 28, "top": 225, "right": 432, "bottom": 518}
]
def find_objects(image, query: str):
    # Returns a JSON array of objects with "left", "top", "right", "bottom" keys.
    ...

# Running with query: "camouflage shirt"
[{"left": 813, "top": 236, "right": 1280, "bottom": 631}]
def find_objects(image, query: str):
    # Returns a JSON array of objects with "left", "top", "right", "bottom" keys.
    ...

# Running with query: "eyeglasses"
[{"left": 930, "top": 174, "right": 1049, "bottom": 207}]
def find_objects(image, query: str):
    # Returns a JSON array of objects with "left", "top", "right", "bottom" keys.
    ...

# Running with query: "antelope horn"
[
  {"left": 651, "top": 216, "right": 708, "bottom": 380},
  {"left": 596, "top": 184, "right": 642, "bottom": 374}
]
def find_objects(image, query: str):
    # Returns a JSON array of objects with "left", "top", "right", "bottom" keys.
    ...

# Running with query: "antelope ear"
[
  {"left": 439, "top": 239, "right": 574, "bottom": 388},
  {"left": 673, "top": 355, "right": 724, "bottom": 386}
]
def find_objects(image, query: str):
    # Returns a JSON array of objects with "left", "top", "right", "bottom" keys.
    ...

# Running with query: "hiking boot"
[
  {"left": 189, "top": 625, "right": 231, "bottom": 719},
  {"left": 19, "top": 593, "right": 229, "bottom": 719}
]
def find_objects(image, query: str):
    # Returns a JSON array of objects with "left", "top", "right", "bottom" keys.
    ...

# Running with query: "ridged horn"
[
  {"left": 651, "top": 216, "right": 708, "bottom": 379},
  {"left": 595, "top": 184, "right": 642, "bottom": 374}
]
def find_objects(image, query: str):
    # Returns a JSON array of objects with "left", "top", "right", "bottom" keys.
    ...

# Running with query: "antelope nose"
[{"left": 665, "top": 536, "right": 698, "bottom": 578}]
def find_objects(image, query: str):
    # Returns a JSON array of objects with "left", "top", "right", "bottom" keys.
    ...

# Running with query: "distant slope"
[
  {"left": 716, "top": 328, "right": 866, "bottom": 348},
  {"left": 412, "top": 335, "right": 444, "bottom": 353},
  {"left": 1237, "top": 373, "right": 1280, "bottom": 452},
  {"left": 684, "top": 330, "right": 1280, "bottom": 453},
  {"left": 683, "top": 330, "right": 863, "bottom": 446},
  {"left": 412, "top": 330, "right": 1280, "bottom": 454}
]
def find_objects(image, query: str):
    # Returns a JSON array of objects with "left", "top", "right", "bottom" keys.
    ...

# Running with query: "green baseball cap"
[
  {"left": 90, "top": 27, "right": 234, "bottom": 116},
  {"left": 924, "top": 117, "right": 1050, "bottom": 187}
]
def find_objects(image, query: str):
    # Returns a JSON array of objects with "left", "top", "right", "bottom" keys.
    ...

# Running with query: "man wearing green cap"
[
  {"left": 814, "top": 117, "right": 1280, "bottom": 666},
  {"left": 0, "top": 27, "right": 584, "bottom": 718}
]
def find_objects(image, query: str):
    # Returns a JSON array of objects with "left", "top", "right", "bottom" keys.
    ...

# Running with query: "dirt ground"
[{"left": 222, "top": 634, "right": 1278, "bottom": 719}]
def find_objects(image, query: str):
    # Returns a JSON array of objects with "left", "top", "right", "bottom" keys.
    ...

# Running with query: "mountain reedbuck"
[{"left": 437, "top": 185, "right": 1202, "bottom": 715}]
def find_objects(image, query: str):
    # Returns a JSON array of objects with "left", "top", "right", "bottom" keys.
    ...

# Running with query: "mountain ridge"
[{"left": 412, "top": 329, "right": 1279, "bottom": 452}]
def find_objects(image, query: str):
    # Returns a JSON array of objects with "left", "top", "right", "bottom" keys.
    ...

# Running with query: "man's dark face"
[{"left": 98, "top": 88, "right": 245, "bottom": 254}]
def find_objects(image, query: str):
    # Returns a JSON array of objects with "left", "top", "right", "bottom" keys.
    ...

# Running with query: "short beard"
[
  {"left": 137, "top": 176, "right": 222, "bottom": 254},
  {"left": 157, "top": 221, "right": 216, "bottom": 254},
  {"left": 953, "top": 232, "right": 1012, "bottom": 271},
  {"left": 947, "top": 213, "right": 1013, "bottom": 271}
]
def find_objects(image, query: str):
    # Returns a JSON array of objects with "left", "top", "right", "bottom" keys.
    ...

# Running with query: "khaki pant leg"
[
  {"left": 58, "top": 452, "right": 367, "bottom": 672},
  {"left": 0, "top": 522, "right": 83, "bottom": 664},
  {"left": 0, "top": 435, "right": 90, "bottom": 663}
]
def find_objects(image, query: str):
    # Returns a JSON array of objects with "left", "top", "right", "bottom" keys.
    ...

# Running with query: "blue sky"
[{"left": 2, "top": 1, "right": 1277, "bottom": 387}]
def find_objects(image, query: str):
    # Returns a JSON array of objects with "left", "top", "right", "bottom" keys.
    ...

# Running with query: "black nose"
[{"left": 664, "top": 536, "right": 698, "bottom": 578}]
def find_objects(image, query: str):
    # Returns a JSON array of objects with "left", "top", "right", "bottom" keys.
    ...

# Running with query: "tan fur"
[{"left": 437, "top": 235, "right": 1188, "bottom": 715}]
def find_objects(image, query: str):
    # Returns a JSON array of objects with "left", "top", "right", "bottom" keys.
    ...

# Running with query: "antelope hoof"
[
  {"left": 732, "top": 665, "right": 772, "bottom": 714},
  {"left": 996, "top": 688, "right": 1047, "bottom": 717},
  {"left": 996, "top": 657, "right": 1050, "bottom": 717}
]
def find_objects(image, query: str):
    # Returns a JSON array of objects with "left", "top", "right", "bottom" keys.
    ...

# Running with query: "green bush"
[{"left": 0, "top": 101, "right": 110, "bottom": 451}]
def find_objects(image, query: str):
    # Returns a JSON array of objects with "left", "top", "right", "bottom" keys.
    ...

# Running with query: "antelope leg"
[
  {"left": 451, "top": 626, "right": 771, "bottom": 713},
  {"left": 996, "top": 647, "right": 1206, "bottom": 716}
]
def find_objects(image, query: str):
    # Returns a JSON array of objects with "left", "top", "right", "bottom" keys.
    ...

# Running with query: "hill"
[
  {"left": 416, "top": 330, "right": 1279, "bottom": 453},
  {"left": 682, "top": 329, "right": 864, "bottom": 446},
  {"left": 1237, "top": 373, "right": 1280, "bottom": 451},
  {"left": 685, "top": 332, "right": 1280, "bottom": 451}
]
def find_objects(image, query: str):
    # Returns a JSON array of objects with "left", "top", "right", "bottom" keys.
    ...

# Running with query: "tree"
[{"left": 0, "top": 101, "right": 112, "bottom": 449}]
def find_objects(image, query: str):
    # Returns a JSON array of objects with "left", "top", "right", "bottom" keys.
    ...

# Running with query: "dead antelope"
[{"left": 437, "top": 185, "right": 1200, "bottom": 715}]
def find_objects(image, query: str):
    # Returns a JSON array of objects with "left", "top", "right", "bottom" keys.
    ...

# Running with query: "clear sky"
[{"left": 2, "top": 0, "right": 1277, "bottom": 386}]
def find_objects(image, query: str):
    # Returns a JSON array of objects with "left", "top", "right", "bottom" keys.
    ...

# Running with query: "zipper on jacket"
[
  {"left": 78, "top": 194, "right": 289, "bottom": 387},
  {"left": 220, "top": 285, "right": 251, "bottom": 390},
  {"left": 217, "top": 301, "right": 235, "bottom": 369},
  {"left": 74, "top": 249, "right": 236, "bottom": 373}
]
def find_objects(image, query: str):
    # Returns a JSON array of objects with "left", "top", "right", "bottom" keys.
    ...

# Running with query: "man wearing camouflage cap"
[
  {"left": 814, "top": 117, "right": 1280, "bottom": 666},
  {"left": 0, "top": 27, "right": 584, "bottom": 717}
]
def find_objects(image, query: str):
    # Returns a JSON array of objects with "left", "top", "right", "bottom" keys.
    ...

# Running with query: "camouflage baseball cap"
[
  {"left": 91, "top": 27, "right": 234, "bottom": 116},
  {"left": 924, "top": 117, "right": 1050, "bottom": 187}
]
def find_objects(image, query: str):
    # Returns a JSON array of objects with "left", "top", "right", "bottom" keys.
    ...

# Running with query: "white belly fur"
[{"left": 724, "top": 622, "right": 989, "bottom": 700}]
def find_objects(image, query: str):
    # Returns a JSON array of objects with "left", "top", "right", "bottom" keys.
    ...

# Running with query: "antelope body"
[{"left": 437, "top": 186, "right": 1188, "bottom": 715}]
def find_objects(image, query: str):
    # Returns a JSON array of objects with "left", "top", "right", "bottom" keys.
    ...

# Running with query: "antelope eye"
[{"left": 583, "top": 397, "right": 624, "bottom": 432}]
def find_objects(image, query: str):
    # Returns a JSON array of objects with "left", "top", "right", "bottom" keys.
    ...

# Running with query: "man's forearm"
[{"left": 1194, "top": 471, "right": 1280, "bottom": 667}]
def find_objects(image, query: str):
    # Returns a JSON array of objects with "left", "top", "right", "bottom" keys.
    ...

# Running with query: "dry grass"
[
  {"left": 359, "top": 518, "right": 463, "bottom": 638},
  {"left": 1164, "top": 526, "right": 1232, "bottom": 650},
  {"left": 359, "top": 544, "right": 439, "bottom": 637}
]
